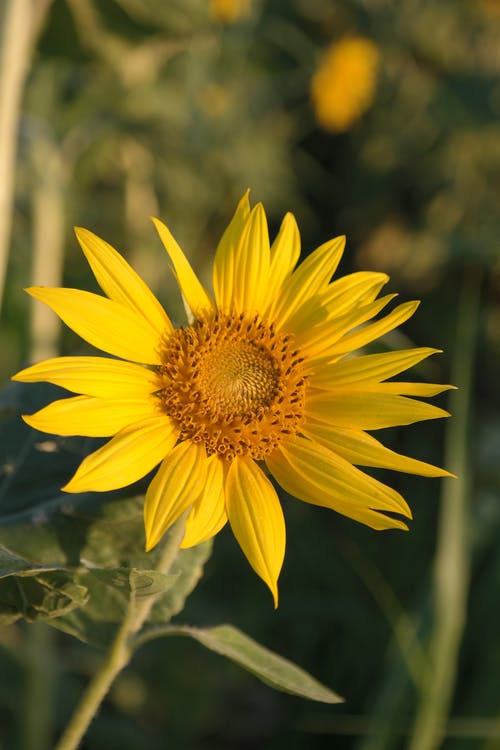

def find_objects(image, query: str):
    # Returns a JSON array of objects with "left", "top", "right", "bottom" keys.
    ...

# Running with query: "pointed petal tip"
[
  {"left": 145, "top": 536, "right": 158, "bottom": 553},
  {"left": 74, "top": 226, "right": 91, "bottom": 240},
  {"left": 266, "top": 578, "right": 279, "bottom": 608},
  {"left": 61, "top": 479, "right": 82, "bottom": 494}
]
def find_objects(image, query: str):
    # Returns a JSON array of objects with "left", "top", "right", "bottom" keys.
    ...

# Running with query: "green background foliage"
[{"left": 1, "top": 0, "right": 499, "bottom": 748}]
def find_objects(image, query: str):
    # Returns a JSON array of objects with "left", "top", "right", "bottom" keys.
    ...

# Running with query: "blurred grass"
[{"left": 1, "top": 0, "right": 500, "bottom": 748}]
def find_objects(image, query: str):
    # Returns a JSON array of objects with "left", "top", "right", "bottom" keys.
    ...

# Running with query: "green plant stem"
[
  {"left": 408, "top": 267, "right": 480, "bottom": 750},
  {"left": 54, "top": 517, "right": 186, "bottom": 750}
]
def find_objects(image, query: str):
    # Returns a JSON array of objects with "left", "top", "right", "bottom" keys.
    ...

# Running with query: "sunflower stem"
[{"left": 54, "top": 516, "right": 186, "bottom": 750}]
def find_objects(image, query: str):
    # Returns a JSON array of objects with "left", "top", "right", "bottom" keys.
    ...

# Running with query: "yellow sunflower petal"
[
  {"left": 267, "top": 436, "right": 411, "bottom": 530},
  {"left": 260, "top": 212, "right": 301, "bottom": 312},
  {"left": 269, "top": 235, "right": 346, "bottom": 330},
  {"left": 302, "top": 421, "right": 453, "bottom": 477},
  {"left": 12, "top": 356, "right": 159, "bottom": 398},
  {"left": 26, "top": 287, "right": 163, "bottom": 364},
  {"left": 329, "top": 300, "right": 420, "bottom": 357},
  {"left": 213, "top": 191, "right": 251, "bottom": 309},
  {"left": 225, "top": 456, "right": 285, "bottom": 608},
  {"left": 228, "top": 203, "right": 271, "bottom": 313},
  {"left": 323, "top": 271, "right": 389, "bottom": 310},
  {"left": 75, "top": 228, "right": 172, "bottom": 337},
  {"left": 297, "top": 293, "right": 397, "bottom": 359},
  {"left": 287, "top": 271, "right": 389, "bottom": 334},
  {"left": 310, "top": 347, "right": 441, "bottom": 388},
  {"left": 23, "top": 395, "right": 159, "bottom": 437},
  {"left": 151, "top": 217, "right": 214, "bottom": 318},
  {"left": 180, "top": 454, "right": 227, "bottom": 548},
  {"left": 359, "top": 382, "right": 456, "bottom": 397},
  {"left": 63, "top": 416, "right": 178, "bottom": 493},
  {"left": 306, "top": 390, "right": 450, "bottom": 430},
  {"left": 144, "top": 441, "right": 208, "bottom": 551}
]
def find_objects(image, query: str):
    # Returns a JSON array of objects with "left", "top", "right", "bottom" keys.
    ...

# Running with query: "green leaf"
[
  {"left": 50, "top": 542, "right": 211, "bottom": 649},
  {"left": 92, "top": 567, "right": 178, "bottom": 600},
  {"left": 0, "top": 546, "right": 89, "bottom": 625},
  {"left": 174, "top": 625, "right": 343, "bottom": 704}
]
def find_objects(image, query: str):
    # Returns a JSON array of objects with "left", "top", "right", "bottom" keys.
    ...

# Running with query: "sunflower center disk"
[{"left": 157, "top": 312, "right": 307, "bottom": 460}]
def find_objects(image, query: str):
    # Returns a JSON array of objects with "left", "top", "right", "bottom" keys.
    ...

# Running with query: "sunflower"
[{"left": 13, "top": 194, "right": 452, "bottom": 605}]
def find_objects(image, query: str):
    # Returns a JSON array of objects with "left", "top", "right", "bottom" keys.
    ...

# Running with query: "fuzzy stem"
[{"left": 54, "top": 517, "right": 186, "bottom": 750}]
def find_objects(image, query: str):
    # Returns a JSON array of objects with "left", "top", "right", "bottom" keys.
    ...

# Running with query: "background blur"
[{"left": 1, "top": 0, "right": 499, "bottom": 748}]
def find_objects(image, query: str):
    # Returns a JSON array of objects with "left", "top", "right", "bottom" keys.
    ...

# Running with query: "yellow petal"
[
  {"left": 310, "top": 347, "right": 441, "bottom": 388},
  {"left": 302, "top": 421, "right": 453, "bottom": 477},
  {"left": 181, "top": 454, "right": 227, "bottom": 548},
  {"left": 151, "top": 217, "right": 214, "bottom": 318},
  {"left": 75, "top": 227, "right": 172, "bottom": 337},
  {"left": 297, "top": 293, "right": 397, "bottom": 360},
  {"left": 306, "top": 390, "right": 450, "bottom": 430},
  {"left": 213, "top": 192, "right": 251, "bottom": 309},
  {"left": 260, "top": 212, "right": 300, "bottom": 313},
  {"left": 26, "top": 287, "right": 163, "bottom": 365},
  {"left": 268, "top": 235, "right": 346, "bottom": 330},
  {"left": 287, "top": 271, "right": 389, "bottom": 334},
  {"left": 267, "top": 436, "right": 411, "bottom": 530},
  {"left": 329, "top": 300, "right": 420, "bottom": 357},
  {"left": 225, "top": 456, "right": 285, "bottom": 607},
  {"left": 323, "top": 271, "right": 390, "bottom": 312},
  {"left": 12, "top": 356, "right": 159, "bottom": 398},
  {"left": 226, "top": 203, "right": 271, "bottom": 313},
  {"left": 359, "top": 382, "right": 455, "bottom": 397},
  {"left": 144, "top": 441, "right": 208, "bottom": 551},
  {"left": 23, "top": 395, "right": 159, "bottom": 437},
  {"left": 63, "top": 416, "right": 178, "bottom": 493}
]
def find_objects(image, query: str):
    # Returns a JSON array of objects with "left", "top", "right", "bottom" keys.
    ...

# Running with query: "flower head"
[
  {"left": 13, "top": 194, "right": 453, "bottom": 606},
  {"left": 311, "top": 36, "right": 380, "bottom": 133}
]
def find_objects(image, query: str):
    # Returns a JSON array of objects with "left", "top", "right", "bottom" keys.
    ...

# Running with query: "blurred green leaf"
[{"left": 170, "top": 624, "right": 343, "bottom": 704}]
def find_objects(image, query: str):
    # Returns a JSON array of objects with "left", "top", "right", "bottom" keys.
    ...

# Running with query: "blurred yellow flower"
[
  {"left": 311, "top": 36, "right": 380, "bottom": 133},
  {"left": 13, "top": 194, "right": 452, "bottom": 605},
  {"left": 210, "top": 0, "right": 251, "bottom": 24}
]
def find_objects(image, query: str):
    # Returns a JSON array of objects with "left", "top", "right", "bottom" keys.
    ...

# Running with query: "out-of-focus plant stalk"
[
  {"left": 30, "top": 138, "right": 67, "bottom": 361},
  {"left": 408, "top": 267, "right": 480, "bottom": 750},
  {"left": 0, "top": 0, "right": 52, "bottom": 316},
  {"left": 21, "top": 623, "right": 55, "bottom": 750}
]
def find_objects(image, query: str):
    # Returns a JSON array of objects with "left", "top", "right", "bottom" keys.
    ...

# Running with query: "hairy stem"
[{"left": 54, "top": 517, "right": 186, "bottom": 750}]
